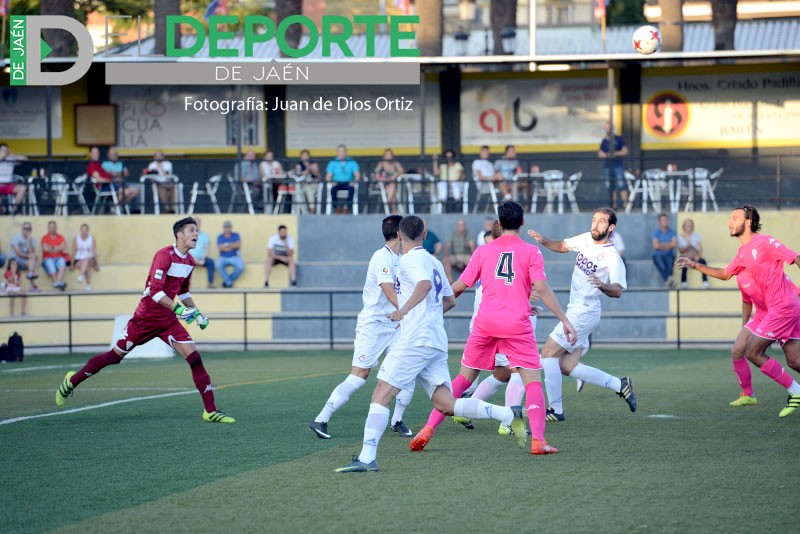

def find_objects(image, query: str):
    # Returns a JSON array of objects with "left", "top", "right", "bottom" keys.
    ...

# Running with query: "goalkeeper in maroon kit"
[{"left": 55, "top": 217, "right": 235, "bottom": 423}]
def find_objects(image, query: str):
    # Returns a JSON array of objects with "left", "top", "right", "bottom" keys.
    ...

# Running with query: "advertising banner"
[{"left": 0, "top": 87, "right": 63, "bottom": 139}]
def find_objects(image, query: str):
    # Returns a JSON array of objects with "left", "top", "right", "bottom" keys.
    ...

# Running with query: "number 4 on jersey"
[{"left": 495, "top": 252, "right": 515, "bottom": 285}]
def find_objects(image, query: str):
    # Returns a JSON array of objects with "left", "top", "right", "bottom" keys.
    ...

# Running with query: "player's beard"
[
  {"left": 729, "top": 223, "right": 745, "bottom": 237},
  {"left": 591, "top": 228, "right": 609, "bottom": 241}
]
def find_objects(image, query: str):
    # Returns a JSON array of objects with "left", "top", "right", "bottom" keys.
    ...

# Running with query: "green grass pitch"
[{"left": 1, "top": 349, "right": 798, "bottom": 533}]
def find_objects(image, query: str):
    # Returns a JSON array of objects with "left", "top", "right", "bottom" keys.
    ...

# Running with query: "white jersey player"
[
  {"left": 529, "top": 208, "right": 637, "bottom": 421},
  {"left": 309, "top": 215, "right": 416, "bottom": 439}
]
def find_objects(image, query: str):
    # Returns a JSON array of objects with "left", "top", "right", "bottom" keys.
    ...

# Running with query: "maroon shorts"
[
  {"left": 0, "top": 183, "right": 17, "bottom": 195},
  {"left": 114, "top": 314, "right": 193, "bottom": 353},
  {"left": 462, "top": 330, "right": 541, "bottom": 371}
]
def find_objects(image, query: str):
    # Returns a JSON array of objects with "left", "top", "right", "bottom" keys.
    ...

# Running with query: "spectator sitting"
[
  {"left": 475, "top": 217, "right": 495, "bottom": 247},
  {"left": 5, "top": 258, "right": 27, "bottom": 316},
  {"left": 215, "top": 220, "right": 244, "bottom": 288},
  {"left": 144, "top": 150, "right": 177, "bottom": 213},
  {"left": 325, "top": 144, "right": 361, "bottom": 214},
  {"left": 494, "top": 145, "right": 521, "bottom": 201},
  {"left": 598, "top": 121, "right": 630, "bottom": 210},
  {"left": 9, "top": 221, "right": 39, "bottom": 290},
  {"left": 264, "top": 224, "right": 297, "bottom": 288},
  {"left": 188, "top": 217, "right": 214, "bottom": 288},
  {"left": 444, "top": 218, "right": 475, "bottom": 282},
  {"left": 472, "top": 145, "right": 509, "bottom": 204},
  {"left": 294, "top": 149, "right": 321, "bottom": 213},
  {"left": 239, "top": 150, "right": 262, "bottom": 204},
  {"left": 71, "top": 223, "right": 98, "bottom": 291},
  {"left": 41, "top": 220, "right": 69, "bottom": 291},
  {"left": 609, "top": 229, "right": 626, "bottom": 266},
  {"left": 101, "top": 146, "right": 139, "bottom": 211},
  {"left": 0, "top": 143, "right": 28, "bottom": 215},
  {"left": 432, "top": 149, "right": 465, "bottom": 212},
  {"left": 422, "top": 226, "right": 443, "bottom": 259},
  {"left": 678, "top": 218, "right": 709, "bottom": 289},
  {"left": 374, "top": 148, "right": 403, "bottom": 213},
  {"left": 652, "top": 212, "right": 678, "bottom": 288}
]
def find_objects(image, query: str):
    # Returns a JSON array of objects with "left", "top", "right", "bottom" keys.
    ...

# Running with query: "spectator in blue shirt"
[
  {"left": 215, "top": 220, "right": 244, "bottom": 288},
  {"left": 324, "top": 144, "right": 361, "bottom": 214},
  {"left": 189, "top": 217, "right": 215, "bottom": 288},
  {"left": 598, "top": 122, "right": 629, "bottom": 211},
  {"left": 651, "top": 212, "right": 678, "bottom": 288}
]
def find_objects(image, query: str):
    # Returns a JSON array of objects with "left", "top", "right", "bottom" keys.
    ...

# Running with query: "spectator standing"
[
  {"left": 264, "top": 224, "right": 297, "bottom": 288},
  {"left": 494, "top": 145, "right": 521, "bottom": 201},
  {"left": 0, "top": 143, "right": 28, "bottom": 215},
  {"left": 239, "top": 150, "right": 262, "bottom": 207},
  {"left": 260, "top": 150, "right": 285, "bottom": 212},
  {"left": 145, "top": 150, "right": 177, "bottom": 213},
  {"left": 215, "top": 221, "right": 244, "bottom": 288},
  {"left": 41, "top": 220, "right": 69, "bottom": 291},
  {"left": 374, "top": 148, "right": 404, "bottom": 213},
  {"left": 295, "top": 149, "right": 321, "bottom": 213},
  {"left": 598, "top": 121, "right": 630, "bottom": 211},
  {"left": 472, "top": 146, "right": 506, "bottom": 202},
  {"left": 325, "top": 144, "right": 361, "bottom": 214},
  {"left": 678, "top": 218, "right": 709, "bottom": 289},
  {"left": 189, "top": 217, "right": 214, "bottom": 288},
  {"left": 9, "top": 222, "right": 39, "bottom": 289},
  {"left": 432, "top": 149, "right": 465, "bottom": 212},
  {"left": 4, "top": 258, "right": 27, "bottom": 316},
  {"left": 101, "top": 147, "right": 139, "bottom": 211},
  {"left": 445, "top": 218, "right": 475, "bottom": 282},
  {"left": 651, "top": 212, "right": 678, "bottom": 288},
  {"left": 72, "top": 223, "right": 98, "bottom": 291}
]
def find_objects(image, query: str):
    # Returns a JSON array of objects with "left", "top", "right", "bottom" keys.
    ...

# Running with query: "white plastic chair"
[
  {"left": 398, "top": 173, "right": 437, "bottom": 214},
  {"left": 541, "top": 170, "right": 565, "bottom": 214},
  {"left": 227, "top": 173, "right": 255, "bottom": 215},
  {"left": 564, "top": 171, "right": 582, "bottom": 213},
  {"left": 689, "top": 167, "right": 721, "bottom": 212},
  {"left": 52, "top": 173, "right": 90, "bottom": 216},
  {"left": 470, "top": 174, "right": 498, "bottom": 214},
  {"left": 366, "top": 173, "right": 390, "bottom": 215},
  {"left": 319, "top": 181, "right": 360, "bottom": 215},
  {"left": 644, "top": 169, "right": 668, "bottom": 213},
  {"left": 90, "top": 177, "right": 128, "bottom": 215},
  {"left": 624, "top": 171, "right": 649, "bottom": 213},
  {"left": 187, "top": 174, "right": 222, "bottom": 214},
  {"left": 141, "top": 174, "right": 184, "bottom": 215}
]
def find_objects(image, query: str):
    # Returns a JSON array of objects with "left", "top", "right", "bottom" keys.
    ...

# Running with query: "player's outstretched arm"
[
  {"left": 588, "top": 275, "right": 623, "bottom": 298},
  {"left": 450, "top": 279, "right": 468, "bottom": 298},
  {"left": 388, "top": 280, "right": 432, "bottom": 321},
  {"left": 675, "top": 257, "right": 732, "bottom": 280},
  {"left": 526, "top": 229, "right": 567, "bottom": 253}
]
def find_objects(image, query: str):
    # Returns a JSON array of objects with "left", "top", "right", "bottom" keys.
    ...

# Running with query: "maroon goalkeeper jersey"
[{"left": 134, "top": 244, "right": 195, "bottom": 321}]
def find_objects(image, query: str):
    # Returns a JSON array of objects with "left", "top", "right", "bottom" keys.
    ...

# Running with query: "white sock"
[
  {"left": 463, "top": 375, "right": 480, "bottom": 396},
  {"left": 472, "top": 375, "right": 505, "bottom": 401},
  {"left": 358, "top": 403, "right": 389, "bottom": 464},
  {"left": 315, "top": 374, "right": 366, "bottom": 423},
  {"left": 542, "top": 358, "right": 564, "bottom": 414},
  {"left": 454, "top": 398, "right": 514, "bottom": 426},
  {"left": 504, "top": 373, "right": 525, "bottom": 407},
  {"left": 569, "top": 363, "right": 622, "bottom": 393},
  {"left": 788, "top": 381, "right": 800, "bottom": 395},
  {"left": 391, "top": 388, "right": 414, "bottom": 425}
]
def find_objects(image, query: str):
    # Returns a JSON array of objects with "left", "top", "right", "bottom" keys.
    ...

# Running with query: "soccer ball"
[{"left": 632, "top": 25, "right": 661, "bottom": 55}]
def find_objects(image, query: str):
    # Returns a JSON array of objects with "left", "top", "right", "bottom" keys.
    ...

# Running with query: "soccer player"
[
  {"left": 309, "top": 215, "right": 416, "bottom": 439},
  {"left": 410, "top": 201, "right": 576, "bottom": 456},
  {"left": 336, "top": 215, "right": 527, "bottom": 472},
  {"left": 529, "top": 208, "right": 636, "bottom": 422},
  {"left": 54, "top": 217, "right": 235, "bottom": 423},
  {"left": 677, "top": 205, "right": 800, "bottom": 417}
]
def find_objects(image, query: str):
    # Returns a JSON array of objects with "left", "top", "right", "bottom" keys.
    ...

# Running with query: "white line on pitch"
[
  {"left": 0, "top": 364, "right": 90, "bottom": 374},
  {"left": 0, "top": 387, "right": 192, "bottom": 393}
]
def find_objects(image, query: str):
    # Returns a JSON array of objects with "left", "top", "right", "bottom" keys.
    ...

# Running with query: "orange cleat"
[
  {"left": 409, "top": 426, "right": 434, "bottom": 452},
  {"left": 531, "top": 439, "right": 558, "bottom": 455}
]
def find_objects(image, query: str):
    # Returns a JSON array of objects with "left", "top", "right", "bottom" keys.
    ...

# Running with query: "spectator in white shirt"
[
  {"left": 265, "top": 224, "right": 296, "bottom": 287},
  {"left": 145, "top": 150, "right": 177, "bottom": 213}
]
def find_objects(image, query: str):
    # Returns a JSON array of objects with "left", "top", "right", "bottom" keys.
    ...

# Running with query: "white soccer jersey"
[
  {"left": 356, "top": 245, "right": 399, "bottom": 326},
  {"left": 469, "top": 281, "right": 483, "bottom": 331},
  {"left": 395, "top": 247, "right": 453, "bottom": 352},
  {"left": 563, "top": 232, "right": 627, "bottom": 311}
]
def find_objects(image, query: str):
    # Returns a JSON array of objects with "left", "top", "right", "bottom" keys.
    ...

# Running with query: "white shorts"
[
  {"left": 352, "top": 322, "right": 399, "bottom": 369},
  {"left": 378, "top": 345, "right": 452, "bottom": 399},
  {"left": 549, "top": 306, "right": 601, "bottom": 357}
]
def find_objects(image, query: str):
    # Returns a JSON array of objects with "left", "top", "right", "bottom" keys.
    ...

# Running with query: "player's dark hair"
[
  {"left": 278, "top": 224, "right": 287, "bottom": 231},
  {"left": 173, "top": 217, "right": 198, "bottom": 237},
  {"left": 738, "top": 205, "right": 762, "bottom": 233},
  {"left": 498, "top": 200, "right": 524, "bottom": 230},
  {"left": 382, "top": 215, "right": 403, "bottom": 241},
  {"left": 594, "top": 207, "right": 617, "bottom": 227},
  {"left": 399, "top": 215, "right": 425, "bottom": 241},
  {"left": 484, "top": 230, "right": 493, "bottom": 239}
]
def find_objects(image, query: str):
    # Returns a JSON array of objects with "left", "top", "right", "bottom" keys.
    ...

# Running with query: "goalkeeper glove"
[
  {"left": 196, "top": 312, "right": 209, "bottom": 330},
  {"left": 173, "top": 302, "right": 199, "bottom": 323}
]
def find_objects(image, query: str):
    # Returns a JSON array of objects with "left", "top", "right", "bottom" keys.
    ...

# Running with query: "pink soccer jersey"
[
  {"left": 459, "top": 234, "right": 546, "bottom": 337},
  {"left": 727, "top": 234, "right": 800, "bottom": 313}
]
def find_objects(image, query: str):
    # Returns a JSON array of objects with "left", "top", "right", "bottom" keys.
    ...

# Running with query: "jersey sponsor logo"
[
  {"left": 167, "top": 262, "right": 193, "bottom": 278},
  {"left": 154, "top": 269, "right": 164, "bottom": 280},
  {"left": 752, "top": 250, "right": 758, "bottom": 261},
  {"left": 597, "top": 253, "right": 605, "bottom": 262},
  {"left": 575, "top": 252, "right": 598, "bottom": 276},
  {"left": 381, "top": 265, "right": 390, "bottom": 275},
  {"left": 358, "top": 353, "right": 367, "bottom": 361}
]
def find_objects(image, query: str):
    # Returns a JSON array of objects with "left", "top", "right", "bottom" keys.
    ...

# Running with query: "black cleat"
[
  {"left": 391, "top": 420, "right": 413, "bottom": 437},
  {"left": 308, "top": 420, "right": 331, "bottom": 439},
  {"left": 618, "top": 377, "right": 637, "bottom": 412},
  {"left": 545, "top": 407, "right": 565, "bottom": 422}
]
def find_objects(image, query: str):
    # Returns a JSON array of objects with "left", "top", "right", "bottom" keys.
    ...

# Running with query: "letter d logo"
[{"left": 10, "top": 16, "right": 93, "bottom": 86}]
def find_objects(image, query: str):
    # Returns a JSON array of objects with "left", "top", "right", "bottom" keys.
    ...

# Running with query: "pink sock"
[
  {"left": 525, "top": 381, "right": 546, "bottom": 442},
  {"left": 760, "top": 357, "right": 793, "bottom": 390},
  {"left": 504, "top": 376, "right": 525, "bottom": 407},
  {"left": 424, "top": 374, "right": 472, "bottom": 431},
  {"left": 732, "top": 358, "right": 754, "bottom": 396}
]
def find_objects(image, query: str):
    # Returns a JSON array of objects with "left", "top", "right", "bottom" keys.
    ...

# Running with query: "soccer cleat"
[
  {"left": 779, "top": 394, "right": 800, "bottom": 418},
  {"left": 55, "top": 371, "right": 76, "bottom": 407},
  {"left": 729, "top": 393, "right": 758, "bottom": 407},
  {"left": 510, "top": 405, "right": 527, "bottom": 448},
  {"left": 618, "top": 377, "right": 637, "bottom": 412},
  {"left": 531, "top": 439, "right": 559, "bottom": 455},
  {"left": 576, "top": 379, "right": 585, "bottom": 392},
  {"left": 545, "top": 407, "right": 565, "bottom": 422},
  {"left": 452, "top": 416, "right": 475, "bottom": 430},
  {"left": 335, "top": 456, "right": 378, "bottom": 473},
  {"left": 409, "top": 426, "right": 434, "bottom": 452},
  {"left": 308, "top": 421, "right": 331, "bottom": 439},
  {"left": 498, "top": 423, "right": 512, "bottom": 436},
  {"left": 202, "top": 410, "right": 236, "bottom": 423},
  {"left": 391, "top": 420, "right": 413, "bottom": 437}
]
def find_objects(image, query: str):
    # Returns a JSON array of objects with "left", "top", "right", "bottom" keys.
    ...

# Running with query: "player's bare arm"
[
  {"left": 389, "top": 280, "right": 432, "bottom": 321},
  {"left": 450, "top": 279, "right": 468, "bottom": 298},
  {"left": 532, "top": 279, "right": 577, "bottom": 344},
  {"left": 675, "top": 257, "right": 732, "bottom": 280},
  {"left": 443, "top": 295, "right": 456, "bottom": 313},
  {"left": 588, "top": 275, "right": 623, "bottom": 298},
  {"left": 526, "top": 229, "right": 568, "bottom": 253},
  {"left": 379, "top": 282, "right": 399, "bottom": 309},
  {"left": 742, "top": 301, "right": 753, "bottom": 327}
]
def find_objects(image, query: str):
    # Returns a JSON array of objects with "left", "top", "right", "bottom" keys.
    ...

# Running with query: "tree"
[
  {"left": 417, "top": 0, "right": 443, "bottom": 56},
  {"left": 154, "top": 0, "right": 181, "bottom": 56},
  {"left": 276, "top": 0, "right": 303, "bottom": 57},
  {"left": 607, "top": 0, "right": 647, "bottom": 26},
  {"left": 490, "top": 0, "right": 516, "bottom": 55},
  {"left": 710, "top": 0, "right": 738, "bottom": 50},
  {"left": 39, "top": 0, "right": 73, "bottom": 57},
  {"left": 660, "top": 0, "right": 684, "bottom": 52}
]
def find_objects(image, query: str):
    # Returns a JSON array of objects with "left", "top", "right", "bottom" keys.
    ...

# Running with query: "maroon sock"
[
  {"left": 186, "top": 351, "right": 216, "bottom": 412},
  {"left": 71, "top": 350, "right": 124, "bottom": 387}
]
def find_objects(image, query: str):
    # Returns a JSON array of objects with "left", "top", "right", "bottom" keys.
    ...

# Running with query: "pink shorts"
[
  {"left": 744, "top": 314, "right": 764, "bottom": 335},
  {"left": 752, "top": 309, "right": 800, "bottom": 345},
  {"left": 115, "top": 314, "right": 193, "bottom": 353},
  {"left": 0, "top": 183, "right": 17, "bottom": 195},
  {"left": 462, "top": 331, "right": 541, "bottom": 371}
]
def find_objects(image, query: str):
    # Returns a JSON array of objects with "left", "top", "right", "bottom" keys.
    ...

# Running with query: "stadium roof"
[{"left": 96, "top": 19, "right": 800, "bottom": 59}]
